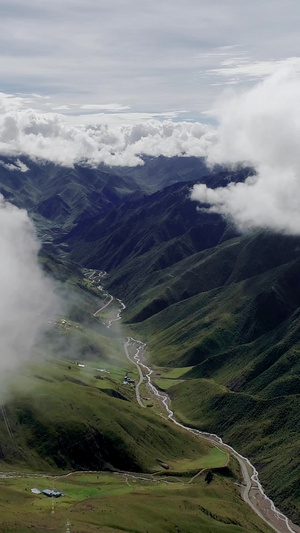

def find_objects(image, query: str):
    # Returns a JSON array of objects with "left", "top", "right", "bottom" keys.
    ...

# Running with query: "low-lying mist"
[
  {"left": 40, "top": 268, "right": 128, "bottom": 369},
  {"left": 0, "top": 196, "right": 61, "bottom": 399}
]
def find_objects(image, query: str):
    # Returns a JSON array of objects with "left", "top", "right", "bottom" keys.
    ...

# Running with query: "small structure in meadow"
[
  {"left": 31, "top": 488, "right": 41, "bottom": 494},
  {"left": 123, "top": 375, "right": 135, "bottom": 385},
  {"left": 42, "top": 489, "right": 63, "bottom": 498}
]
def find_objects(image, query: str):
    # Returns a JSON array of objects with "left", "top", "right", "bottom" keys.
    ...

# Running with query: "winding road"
[
  {"left": 123, "top": 338, "right": 145, "bottom": 408},
  {"left": 93, "top": 294, "right": 113, "bottom": 316}
]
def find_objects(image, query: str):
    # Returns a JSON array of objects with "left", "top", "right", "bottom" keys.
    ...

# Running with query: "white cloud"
[
  {"left": 0, "top": 158, "right": 29, "bottom": 172},
  {"left": 0, "top": 93, "right": 212, "bottom": 167},
  {"left": 66, "top": 110, "right": 183, "bottom": 127},
  {"left": 191, "top": 66, "right": 300, "bottom": 235},
  {"left": 51, "top": 105, "right": 71, "bottom": 111},
  {"left": 0, "top": 196, "right": 60, "bottom": 399},
  {"left": 80, "top": 104, "right": 130, "bottom": 111},
  {"left": 209, "top": 57, "right": 300, "bottom": 80}
]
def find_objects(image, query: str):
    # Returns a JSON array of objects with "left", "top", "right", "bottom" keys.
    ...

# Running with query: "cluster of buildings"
[{"left": 122, "top": 374, "right": 135, "bottom": 385}]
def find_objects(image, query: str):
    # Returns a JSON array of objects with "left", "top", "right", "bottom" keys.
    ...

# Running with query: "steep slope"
[
  {"left": 0, "top": 157, "right": 144, "bottom": 245},
  {"left": 63, "top": 180, "right": 230, "bottom": 270},
  {"left": 4, "top": 358, "right": 212, "bottom": 473},
  {"left": 62, "top": 164, "right": 252, "bottom": 272},
  {"left": 127, "top": 231, "right": 300, "bottom": 360}
]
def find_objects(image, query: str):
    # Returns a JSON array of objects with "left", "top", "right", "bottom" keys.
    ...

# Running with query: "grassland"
[
  {"left": 167, "top": 447, "right": 228, "bottom": 472},
  {"left": 3, "top": 347, "right": 222, "bottom": 474},
  {"left": 153, "top": 378, "right": 184, "bottom": 390},
  {"left": 151, "top": 374, "right": 300, "bottom": 523},
  {"left": 0, "top": 268, "right": 224, "bottom": 478},
  {"left": 0, "top": 470, "right": 273, "bottom": 533},
  {"left": 159, "top": 367, "right": 195, "bottom": 378}
]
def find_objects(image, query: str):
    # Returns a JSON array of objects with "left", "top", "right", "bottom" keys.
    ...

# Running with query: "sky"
[{"left": 1, "top": 0, "right": 300, "bottom": 121}]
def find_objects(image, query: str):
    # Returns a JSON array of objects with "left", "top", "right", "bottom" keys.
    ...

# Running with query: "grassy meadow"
[{"left": 0, "top": 470, "right": 273, "bottom": 533}]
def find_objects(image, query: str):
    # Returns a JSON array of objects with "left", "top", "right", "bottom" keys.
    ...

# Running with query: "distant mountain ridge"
[{"left": 0, "top": 156, "right": 144, "bottom": 244}]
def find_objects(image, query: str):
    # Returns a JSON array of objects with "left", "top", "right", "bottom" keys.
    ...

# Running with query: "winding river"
[
  {"left": 127, "top": 337, "right": 298, "bottom": 533},
  {"left": 91, "top": 269, "right": 300, "bottom": 533}
]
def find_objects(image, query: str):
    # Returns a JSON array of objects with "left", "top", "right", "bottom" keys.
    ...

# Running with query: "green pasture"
[
  {"left": 159, "top": 366, "right": 195, "bottom": 378},
  {"left": 0, "top": 471, "right": 273, "bottom": 533},
  {"left": 168, "top": 447, "right": 228, "bottom": 473},
  {"left": 154, "top": 378, "right": 184, "bottom": 390}
]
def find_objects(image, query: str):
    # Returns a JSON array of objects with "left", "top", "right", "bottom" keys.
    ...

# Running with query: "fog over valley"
[{"left": 0, "top": 196, "right": 60, "bottom": 399}]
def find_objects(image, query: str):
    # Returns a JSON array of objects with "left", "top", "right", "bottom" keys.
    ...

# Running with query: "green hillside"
[
  {"left": 64, "top": 181, "right": 228, "bottom": 270},
  {"left": 2, "top": 354, "right": 213, "bottom": 473},
  {"left": 0, "top": 258, "right": 272, "bottom": 531},
  {"left": 116, "top": 232, "right": 300, "bottom": 521}
]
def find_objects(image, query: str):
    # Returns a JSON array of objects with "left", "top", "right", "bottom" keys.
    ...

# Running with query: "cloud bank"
[
  {"left": 191, "top": 67, "right": 300, "bottom": 235},
  {"left": 0, "top": 197, "right": 60, "bottom": 398},
  {"left": 1, "top": 66, "right": 300, "bottom": 236},
  {"left": 0, "top": 94, "right": 212, "bottom": 167}
]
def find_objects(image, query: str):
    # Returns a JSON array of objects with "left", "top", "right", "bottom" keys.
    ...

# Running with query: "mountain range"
[{"left": 0, "top": 154, "right": 299, "bottom": 527}]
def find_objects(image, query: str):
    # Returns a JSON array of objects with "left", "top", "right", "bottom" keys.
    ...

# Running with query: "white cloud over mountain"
[{"left": 191, "top": 67, "right": 300, "bottom": 234}]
